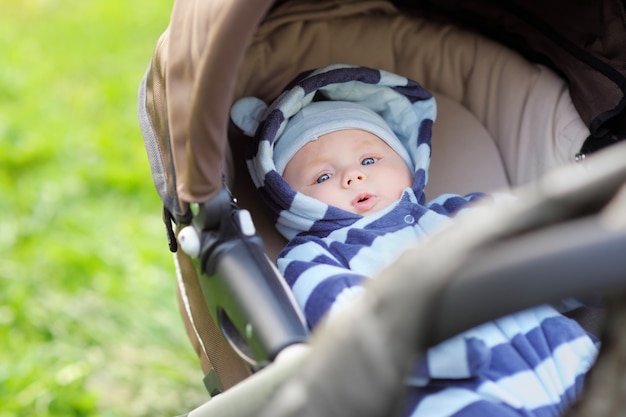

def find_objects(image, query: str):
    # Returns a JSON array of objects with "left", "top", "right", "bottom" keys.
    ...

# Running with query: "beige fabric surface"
[
  {"left": 234, "top": 0, "right": 589, "bottom": 188},
  {"left": 228, "top": 0, "right": 591, "bottom": 260},
  {"left": 162, "top": 0, "right": 275, "bottom": 204},
  {"left": 153, "top": 0, "right": 592, "bottom": 392}
]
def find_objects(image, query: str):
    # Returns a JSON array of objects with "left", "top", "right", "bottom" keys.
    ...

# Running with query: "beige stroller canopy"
[{"left": 141, "top": 0, "right": 625, "bottom": 216}]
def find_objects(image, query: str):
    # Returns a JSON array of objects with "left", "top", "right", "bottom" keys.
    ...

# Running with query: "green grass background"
[{"left": 0, "top": 1, "right": 210, "bottom": 415}]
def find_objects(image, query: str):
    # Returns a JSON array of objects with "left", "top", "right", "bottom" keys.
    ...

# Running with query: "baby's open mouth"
[{"left": 352, "top": 193, "right": 377, "bottom": 212}]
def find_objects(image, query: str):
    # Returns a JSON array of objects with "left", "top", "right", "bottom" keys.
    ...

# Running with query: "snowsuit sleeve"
[{"left": 277, "top": 235, "right": 367, "bottom": 329}]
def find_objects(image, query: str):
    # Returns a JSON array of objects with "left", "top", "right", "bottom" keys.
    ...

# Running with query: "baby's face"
[{"left": 283, "top": 129, "right": 413, "bottom": 215}]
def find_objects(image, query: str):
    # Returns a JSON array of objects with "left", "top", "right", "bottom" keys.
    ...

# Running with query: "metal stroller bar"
[
  {"left": 433, "top": 214, "right": 621, "bottom": 344},
  {"left": 432, "top": 139, "right": 626, "bottom": 343}
]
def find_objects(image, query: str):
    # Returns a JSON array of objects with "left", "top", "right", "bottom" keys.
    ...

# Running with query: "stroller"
[{"left": 137, "top": 0, "right": 626, "bottom": 415}]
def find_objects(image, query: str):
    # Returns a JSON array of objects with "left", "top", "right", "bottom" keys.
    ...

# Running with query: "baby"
[{"left": 231, "top": 64, "right": 597, "bottom": 417}]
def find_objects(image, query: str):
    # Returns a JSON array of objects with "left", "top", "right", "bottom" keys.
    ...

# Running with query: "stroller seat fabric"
[
  {"left": 229, "top": 0, "right": 589, "bottom": 259},
  {"left": 230, "top": 62, "right": 599, "bottom": 417}
]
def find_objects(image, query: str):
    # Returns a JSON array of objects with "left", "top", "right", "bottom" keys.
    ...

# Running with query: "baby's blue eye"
[
  {"left": 316, "top": 173, "right": 331, "bottom": 183},
  {"left": 362, "top": 157, "right": 376, "bottom": 165}
]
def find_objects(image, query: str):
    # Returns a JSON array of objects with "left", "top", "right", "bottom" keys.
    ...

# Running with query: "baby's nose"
[{"left": 344, "top": 170, "right": 366, "bottom": 187}]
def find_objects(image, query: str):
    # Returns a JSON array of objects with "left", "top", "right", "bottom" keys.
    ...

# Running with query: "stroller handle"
[{"left": 189, "top": 188, "right": 309, "bottom": 366}]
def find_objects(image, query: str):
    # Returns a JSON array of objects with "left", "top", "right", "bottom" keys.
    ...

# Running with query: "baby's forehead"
[
  {"left": 293, "top": 129, "right": 402, "bottom": 164},
  {"left": 309, "top": 129, "right": 397, "bottom": 152}
]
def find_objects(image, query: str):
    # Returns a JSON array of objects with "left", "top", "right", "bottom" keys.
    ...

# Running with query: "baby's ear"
[{"left": 230, "top": 97, "right": 268, "bottom": 137}]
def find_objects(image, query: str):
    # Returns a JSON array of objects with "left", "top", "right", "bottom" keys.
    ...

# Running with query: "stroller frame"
[{"left": 138, "top": 0, "right": 626, "bottom": 415}]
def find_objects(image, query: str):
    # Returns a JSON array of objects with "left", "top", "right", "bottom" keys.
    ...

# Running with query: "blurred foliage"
[{"left": 0, "top": 1, "right": 209, "bottom": 415}]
